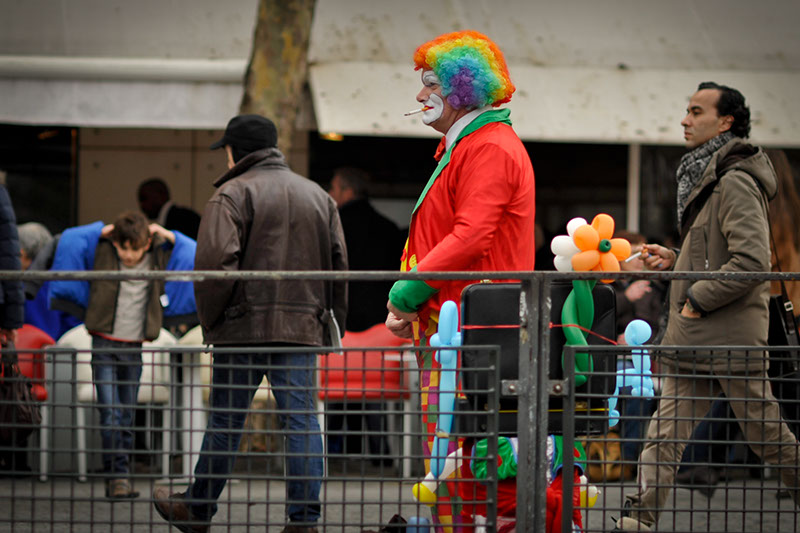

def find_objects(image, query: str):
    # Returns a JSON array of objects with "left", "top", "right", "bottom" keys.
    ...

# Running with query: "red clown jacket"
[{"left": 390, "top": 109, "right": 536, "bottom": 335}]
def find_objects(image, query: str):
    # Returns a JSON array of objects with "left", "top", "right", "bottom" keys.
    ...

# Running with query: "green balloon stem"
[{"left": 561, "top": 279, "right": 597, "bottom": 387}]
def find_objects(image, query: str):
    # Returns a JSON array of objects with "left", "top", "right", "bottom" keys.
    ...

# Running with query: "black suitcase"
[{"left": 456, "top": 281, "right": 616, "bottom": 436}]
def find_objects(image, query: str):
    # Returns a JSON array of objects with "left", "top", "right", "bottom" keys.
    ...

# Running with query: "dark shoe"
[
  {"left": 105, "top": 478, "right": 139, "bottom": 500},
  {"left": 152, "top": 487, "right": 210, "bottom": 533},
  {"left": 611, "top": 500, "right": 653, "bottom": 532},
  {"left": 612, "top": 516, "right": 652, "bottom": 531},
  {"left": 675, "top": 466, "right": 719, "bottom": 498}
]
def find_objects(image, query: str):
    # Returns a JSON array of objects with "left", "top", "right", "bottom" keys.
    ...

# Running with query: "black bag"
[
  {"left": 767, "top": 294, "right": 800, "bottom": 435},
  {"left": 456, "top": 281, "right": 616, "bottom": 436},
  {"left": 0, "top": 341, "right": 42, "bottom": 443},
  {"left": 759, "top": 208, "right": 800, "bottom": 435}
]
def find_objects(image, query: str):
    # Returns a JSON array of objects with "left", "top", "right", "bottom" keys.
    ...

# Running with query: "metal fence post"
[{"left": 517, "top": 274, "right": 551, "bottom": 531}]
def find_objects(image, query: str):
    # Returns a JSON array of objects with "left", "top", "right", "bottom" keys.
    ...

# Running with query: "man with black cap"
[{"left": 153, "top": 114, "right": 347, "bottom": 533}]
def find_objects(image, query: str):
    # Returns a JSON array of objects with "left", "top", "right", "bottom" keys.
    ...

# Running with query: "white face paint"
[
  {"left": 420, "top": 70, "right": 445, "bottom": 125},
  {"left": 422, "top": 94, "right": 445, "bottom": 125}
]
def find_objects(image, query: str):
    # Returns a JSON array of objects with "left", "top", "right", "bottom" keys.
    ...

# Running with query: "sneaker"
[
  {"left": 105, "top": 478, "right": 139, "bottom": 500},
  {"left": 152, "top": 487, "right": 211, "bottom": 533}
]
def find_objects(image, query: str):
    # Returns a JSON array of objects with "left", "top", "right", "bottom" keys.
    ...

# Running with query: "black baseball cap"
[{"left": 210, "top": 114, "right": 278, "bottom": 151}]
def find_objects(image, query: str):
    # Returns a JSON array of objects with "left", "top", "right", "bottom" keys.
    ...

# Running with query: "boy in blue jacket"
[{"left": 48, "top": 211, "right": 196, "bottom": 499}]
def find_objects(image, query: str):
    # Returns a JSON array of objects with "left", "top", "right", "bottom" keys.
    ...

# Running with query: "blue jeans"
[
  {"left": 187, "top": 350, "right": 322, "bottom": 524},
  {"left": 91, "top": 336, "right": 143, "bottom": 475}
]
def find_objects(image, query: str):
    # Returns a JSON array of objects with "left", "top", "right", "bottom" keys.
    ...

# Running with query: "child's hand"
[
  {"left": 100, "top": 224, "right": 114, "bottom": 238},
  {"left": 149, "top": 223, "right": 175, "bottom": 244}
]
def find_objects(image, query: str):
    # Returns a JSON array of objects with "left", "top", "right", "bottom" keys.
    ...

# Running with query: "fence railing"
[{"left": 1, "top": 269, "right": 799, "bottom": 532}]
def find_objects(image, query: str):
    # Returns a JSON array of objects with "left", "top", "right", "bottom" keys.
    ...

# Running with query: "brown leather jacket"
[{"left": 194, "top": 148, "right": 348, "bottom": 346}]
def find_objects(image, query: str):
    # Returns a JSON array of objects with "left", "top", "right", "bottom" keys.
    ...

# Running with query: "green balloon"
[{"left": 561, "top": 279, "right": 596, "bottom": 387}]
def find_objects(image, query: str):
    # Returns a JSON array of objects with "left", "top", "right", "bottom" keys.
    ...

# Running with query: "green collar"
[{"left": 412, "top": 108, "right": 512, "bottom": 214}]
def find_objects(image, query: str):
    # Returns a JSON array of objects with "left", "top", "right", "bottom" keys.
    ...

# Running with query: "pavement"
[{"left": 1, "top": 461, "right": 799, "bottom": 532}]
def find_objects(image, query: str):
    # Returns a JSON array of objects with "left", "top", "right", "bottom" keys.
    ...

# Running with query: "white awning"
[
  {"left": 308, "top": 0, "right": 800, "bottom": 146},
  {"left": 0, "top": 57, "right": 247, "bottom": 129},
  {"left": 0, "top": 0, "right": 257, "bottom": 129},
  {"left": 310, "top": 62, "right": 800, "bottom": 146}
]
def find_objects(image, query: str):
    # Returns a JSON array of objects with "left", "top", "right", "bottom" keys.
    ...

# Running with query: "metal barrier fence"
[
  {"left": 1, "top": 269, "right": 800, "bottom": 532},
  {"left": 0, "top": 340, "right": 500, "bottom": 532}
]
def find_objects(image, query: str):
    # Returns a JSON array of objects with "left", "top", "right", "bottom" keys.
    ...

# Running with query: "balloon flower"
[
  {"left": 551, "top": 214, "right": 631, "bottom": 386},
  {"left": 608, "top": 319, "right": 655, "bottom": 427}
]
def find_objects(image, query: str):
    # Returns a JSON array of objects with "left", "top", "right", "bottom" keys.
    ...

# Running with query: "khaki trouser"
[{"left": 626, "top": 368, "right": 800, "bottom": 528}]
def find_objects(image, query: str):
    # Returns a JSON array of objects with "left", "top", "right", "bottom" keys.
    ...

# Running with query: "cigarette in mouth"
[
  {"left": 624, "top": 251, "right": 642, "bottom": 263},
  {"left": 404, "top": 106, "right": 433, "bottom": 116}
]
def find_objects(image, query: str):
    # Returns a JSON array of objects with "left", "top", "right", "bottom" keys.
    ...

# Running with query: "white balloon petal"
[
  {"left": 551, "top": 235, "right": 580, "bottom": 257},
  {"left": 554, "top": 255, "right": 574, "bottom": 272},
  {"left": 567, "top": 217, "right": 588, "bottom": 237}
]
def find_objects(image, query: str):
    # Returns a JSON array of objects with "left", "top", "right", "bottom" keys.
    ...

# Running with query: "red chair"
[
  {"left": 15, "top": 324, "right": 55, "bottom": 402},
  {"left": 317, "top": 323, "right": 413, "bottom": 477},
  {"left": 12, "top": 324, "right": 55, "bottom": 480}
]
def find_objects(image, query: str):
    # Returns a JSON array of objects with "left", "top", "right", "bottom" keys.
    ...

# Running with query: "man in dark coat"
[
  {"left": 153, "top": 114, "right": 347, "bottom": 533},
  {"left": 137, "top": 177, "right": 201, "bottom": 240},
  {"left": 0, "top": 182, "right": 25, "bottom": 475},
  {"left": 328, "top": 166, "right": 404, "bottom": 332}
]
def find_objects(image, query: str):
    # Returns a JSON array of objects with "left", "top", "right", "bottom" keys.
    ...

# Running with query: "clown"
[{"left": 385, "top": 30, "right": 535, "bottom": 531}]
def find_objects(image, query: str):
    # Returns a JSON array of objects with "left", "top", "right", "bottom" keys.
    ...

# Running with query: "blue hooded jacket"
[{"left": 48, "top": 221, "right": 197, "bottom": 324}]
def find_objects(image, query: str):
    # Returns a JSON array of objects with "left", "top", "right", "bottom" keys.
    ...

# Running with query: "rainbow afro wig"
[{"left": 413, "top": 30, "right": 515, "bottom": 109}]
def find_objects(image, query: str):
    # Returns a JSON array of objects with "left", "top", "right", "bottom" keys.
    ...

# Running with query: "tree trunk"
[{"left": 240, "top": 0, "right": 315, "bottom": 162}]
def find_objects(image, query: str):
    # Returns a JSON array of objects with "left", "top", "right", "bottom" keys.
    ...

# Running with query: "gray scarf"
[{"left": 675, "top": 131, "right": 734, "bottom": 226}]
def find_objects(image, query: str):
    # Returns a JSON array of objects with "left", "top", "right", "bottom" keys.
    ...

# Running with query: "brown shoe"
[
  {"left": 106, "top": 478, "right": 139, "bottom": 500},
  {"left": 152, "top": 486, "right": 211, "bottom": 533}
]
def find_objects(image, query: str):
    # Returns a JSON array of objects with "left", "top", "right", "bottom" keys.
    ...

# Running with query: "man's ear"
[{"left": 719, "top": 114, "right": 734, "bottom": 134}]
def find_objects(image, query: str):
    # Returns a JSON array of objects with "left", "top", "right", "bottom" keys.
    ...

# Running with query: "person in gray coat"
[{"left": 614, "top": 82, "right": 800, "bottom": 531}]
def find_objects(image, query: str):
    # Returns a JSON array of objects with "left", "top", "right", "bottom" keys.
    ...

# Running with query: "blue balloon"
[
  {"left": 608, "top": 320, "right": 655, "bottom": 427},
  {"left": 624, "top": 319, "right": 652, "bottom": 346},
  {"left": 429, "top": 300, "right": 461, "bottom": 478},
  {"left": 407, "top": 516, "right": 431, "bottom": 533}
]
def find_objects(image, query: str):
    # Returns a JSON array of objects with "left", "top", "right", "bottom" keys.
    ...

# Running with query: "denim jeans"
[
  {"left": 90, "top": 336, "right": 143, "bottom": 475},
  {"left": 187, "top": 350, "right": 322, "bottom": 524}
]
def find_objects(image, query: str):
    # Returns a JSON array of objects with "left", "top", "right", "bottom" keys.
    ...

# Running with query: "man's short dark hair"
[
  {"left": 110, "top": 211, "right": 151, "bottom": 249},
  {"left": 138, "top": 177, "right": 170, "bottom": 202},
  {"left": 697, "top": 81, "right": 751, "bottom": 138},
  {"left": 333, "top": 167, "right": 371, "bottom": 199}
]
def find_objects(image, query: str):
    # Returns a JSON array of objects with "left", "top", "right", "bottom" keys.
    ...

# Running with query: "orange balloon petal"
[
  {"left": 572, "top": 250, "right": 600, "bottom": 271},
  {"left": 573, "top": 225, "right": 599, "bottom": 251},
  {"left": 599, "top": 252, "right": 620, "bottom": 283},
  {"left": 592, "top": 214, "right": 615, "bottom": 240},
  {"left": 600, "top": 251, "right": 621, "bottom": 272},
  {"left": 609, "top": 238, "right": 632, "bottom": 261}
]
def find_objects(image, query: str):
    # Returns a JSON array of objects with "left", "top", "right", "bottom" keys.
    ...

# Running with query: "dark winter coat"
[
  {"left": 194, "top": 148, "right": 348, "bottom": 346},
  {"left": 0, "top": 185, "right": 24, "bottom": 330}
]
